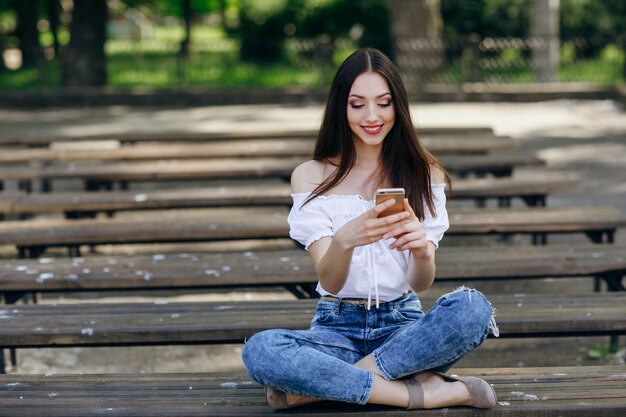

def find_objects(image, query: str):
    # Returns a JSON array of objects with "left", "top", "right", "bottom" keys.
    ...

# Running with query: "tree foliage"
[{"left": 232, "top": 0, "right": 390, "bottom": 62}]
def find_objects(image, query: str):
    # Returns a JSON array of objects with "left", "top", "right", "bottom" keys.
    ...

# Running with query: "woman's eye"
[
  {"left": 379, "top": 102, "right": 392, "bottom": 107},
  {"left": 350, "top": 103, "right": 364, "bottom": 109}
]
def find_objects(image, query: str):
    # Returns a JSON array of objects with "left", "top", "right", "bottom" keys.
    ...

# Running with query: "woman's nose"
[{"left": 365, "top": 103, "right": 378, "bottom": 122}]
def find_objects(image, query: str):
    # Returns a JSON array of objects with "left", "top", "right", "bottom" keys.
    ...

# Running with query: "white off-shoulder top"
[{"left": 288, "top": 184, "right": 449, "bottom": 308}]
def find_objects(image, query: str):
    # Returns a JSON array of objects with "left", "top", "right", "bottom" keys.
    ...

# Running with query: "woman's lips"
[{"left": 362, "top": 125, "right": 383, "bottom": 135}]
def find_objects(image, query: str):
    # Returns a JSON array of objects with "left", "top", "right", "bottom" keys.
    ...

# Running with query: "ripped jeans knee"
[{"left": 440, "top": 286, "right": 500, "bottom": 338}]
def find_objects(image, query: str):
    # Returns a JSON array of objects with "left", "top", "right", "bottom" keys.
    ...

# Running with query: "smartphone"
[{"left": 375, "top": 188, "right": 405, "bottom": 217}]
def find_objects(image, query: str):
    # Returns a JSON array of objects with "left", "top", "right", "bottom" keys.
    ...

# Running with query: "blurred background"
[{"left": 0, "top": 0, "right": 624, "bottom": 93}]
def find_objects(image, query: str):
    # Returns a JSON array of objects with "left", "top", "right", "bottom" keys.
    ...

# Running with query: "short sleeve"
[
  {"left": 423, "top": 184, "right": 449, "bottom": 248},
  {"left": 288, "top": 194, "right": 334, "bottom": 250}
]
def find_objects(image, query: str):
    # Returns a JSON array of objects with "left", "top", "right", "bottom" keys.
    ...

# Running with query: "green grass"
[{"left": 1, "top": 27, "right": 623, "bottom": 89}]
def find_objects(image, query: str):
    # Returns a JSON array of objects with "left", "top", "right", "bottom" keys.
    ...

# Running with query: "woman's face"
[{"left": 346, "top": 71, "right": 395, "bottom": 148}]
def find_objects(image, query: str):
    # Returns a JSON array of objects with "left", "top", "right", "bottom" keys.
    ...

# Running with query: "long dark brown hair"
[{"left": 304, "top": 47, "right": 450, "bottom": 220}]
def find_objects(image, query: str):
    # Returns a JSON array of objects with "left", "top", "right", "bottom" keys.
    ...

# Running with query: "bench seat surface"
[
  {"left": 4, "top": 174, "right": 580, "bottom": 214},
  {"left": 1, "top": 366, "right": 625, "bottom": 416},
  {"left": 0, "top": 206, "right": 622, "bottom": 247},
  {"left": 1, "top": 293, "right": 625, "bottom": 347},
  {"left": 0, "top": 153, "right": 543, "bottom": 182},
  {"left": 0, "top": 136, "right": 517, "bottom": 164},
  {"left": 0, "top": 126, "right": 496, "bottom": 146},
  {"left": 1, "top": 244, "right": 625, "bottom": 292}
]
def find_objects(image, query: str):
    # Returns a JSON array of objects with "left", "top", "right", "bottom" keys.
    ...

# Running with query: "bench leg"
[
  {"left": 521, "top": 195, "right": 546, "bottom": 207},
  {"left": 17, "top": 246, "right": 47, "bottom": 259},
  {"left": 41, "top": 179, "right": 52, "bottom": 193},
  {"left": 85, "top": 180, "right": 114, "bottom": 192},
  {"left": 3, "top": 291, "right": 30, "bottom": 304},
  {"left": 531, "top": 233, "right": 548, "bottom": 245},
  {"left": 285, "top": 284, "right": 318, "bottom": 299},
  {"left": 68, "top": 245, "right": 82, "bottom": 258},
  {"left": 492, "top": 169, "right": 513, "bottom": 178},
  {"left": 585, "top": 231, "right": 615, "bottom": 244},
  {"left": 18, "top": 180, "right": 32, "bottom": 193},
  {"left": 65, "top": 211, "right": 97, "bottom": 220}
]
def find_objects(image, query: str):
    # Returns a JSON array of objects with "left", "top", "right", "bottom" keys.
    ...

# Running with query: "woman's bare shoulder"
[
  {"left": 429, "top": 164, "right": 447, "bottom": 185},
  {"left": 291, "top": 160, "right": 328, "bottom": 193}
]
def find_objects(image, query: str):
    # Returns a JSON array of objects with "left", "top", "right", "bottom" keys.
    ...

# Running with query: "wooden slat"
[
  {"left": 447, "top": 206, "right": 625, "bottom": 234},
  {"left": 0, "top": 207, "right": 290, "bottom": 247},
  {"left": 13, "top": 183, "right": 293, "bottom": 214},
  {"left": 5, "top": 175, "right": 580, "bottom": 215},
  {"left": 0, "top": 126, "right": 496, "bottom": 146},
  {"left": 0, "top": 366, "right": 625, "bottom": 416},
  {"left": 449, "top": 174, "right": 581, "bottom": 199},
  {"left": 0, "top": 293, "right": 625, "bottom": 348},
  {"left": 0, "top": 154, "right": 543, "bottom": 183},
  {"left": 0, "top": 244, "right": 624, "bottom": 293},
  {"left": 0, "top": 206, "right": 622, "bottom": 249},
  {"left": 0, "top": 192, "right": 21, "bottom": 214},
  {"left": 0, "top": 136, "right": 517, "bottom": 164}
]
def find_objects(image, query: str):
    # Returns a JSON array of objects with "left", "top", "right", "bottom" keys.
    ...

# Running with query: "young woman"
[{"left": 242, "top": 48, "right": 499, "bottom": 410}]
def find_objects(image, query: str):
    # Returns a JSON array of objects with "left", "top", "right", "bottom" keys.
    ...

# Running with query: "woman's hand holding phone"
[
  {"left": 384, "top": 199, "right": 431, "bottom": 257},
  {"left": 333, "top": 197, "right": 410, "bottom": 250}
]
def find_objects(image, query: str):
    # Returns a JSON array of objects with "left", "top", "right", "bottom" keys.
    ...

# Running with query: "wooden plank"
[
  {"left": 12, "top": 183, "right": 294, "bottom": 214},
  {"left": 0, "top": 193, "right": 22, "bottom": 214},
  {"left": 0, "top": 126, "right": 496, "bottom": 146},
  {"left": 0, "top": 244, "right": 624, "bottom": 293},
  {"left": 6, "top": 175, "right": 580, "bottom": 215},
  {"left": 0, "top": 154, "right": 543, "bottom": 183},
  {"left": 449, "top": 174, "right": 581, "bottom": 199},
  {"left": 0, "top": 293, "right": 625, "bottom": 348},
  {"left": 0, "top": 207, "right": 290, "bottom": 247},
  {"left": 0, "top": 136, "right": 517, "bottom": 165},
  {"left": 0, "top": 366, "right": 624, "bottom": 416},
  {"left": 0, "top": 206, "right": 622, "bottom": 249}
]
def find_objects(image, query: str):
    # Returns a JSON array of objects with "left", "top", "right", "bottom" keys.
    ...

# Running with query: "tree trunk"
[
  {"left": 61, "top": 0, "right": 108, "bottom": 86},
  {"left": 15, "top": 0, "right": 41, "bottom": 67},
  {"left": 48, "top": 0, "right": 61, "bottom": 58},
  {"left": 179, "top": 0, "right": 192, "bottom": 57},
  {"left": 531, "top": 0, "right": 560, "bottom": 82},
  {"left": 386, "top": 0, "right": 443, "bottom": 90}
]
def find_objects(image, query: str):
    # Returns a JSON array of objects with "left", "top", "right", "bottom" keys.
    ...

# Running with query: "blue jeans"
[{"left": 242, "top": 287, "right": 497, "bottom": 405}]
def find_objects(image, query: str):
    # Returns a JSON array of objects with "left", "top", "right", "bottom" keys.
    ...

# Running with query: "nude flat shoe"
[
  {"left": 265, "top": 386, "right": 292, "bottom": 409},
  {"left": 403, "top": 372, "right": 497, "bottom": 409},
  {"left": 402, "top": 374, "right": 425, "bottom": 409},
  {"left": 434, "top": 372, "right": 497, "bottom": 409}
]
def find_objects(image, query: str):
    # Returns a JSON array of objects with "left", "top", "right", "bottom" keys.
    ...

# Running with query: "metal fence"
[{"left": 0, "top": 34, "right": 623, "bottom": 89}]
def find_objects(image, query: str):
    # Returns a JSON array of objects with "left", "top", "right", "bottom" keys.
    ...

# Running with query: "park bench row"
[
  {"left": 0, "top": 205, "right": 622, "bottom": 258},
  {"left": 2, "top": 366, "right": 625, "bottom": 416},
  {"left": 1, "top": 244, "right": 624, "bottom": 301},
  {"left": 0, "top": 135, "right": 517, "bottom": 165},
  {"left": 1, "top": 292, "right": 624, "bottom": 351},
  {"left": 0, "top": 126, "right": 497, "bottom": 147},
  {"left": 0, "top": 175, "right": 581, "bottom": 221},
  {"left": 0, "top": 153, "right": 544, "bottom": 193}
]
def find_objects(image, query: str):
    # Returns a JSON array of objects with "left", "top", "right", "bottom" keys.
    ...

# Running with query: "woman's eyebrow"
[{"left": 349, "top": 92, "right": 392, "bottom": 99}]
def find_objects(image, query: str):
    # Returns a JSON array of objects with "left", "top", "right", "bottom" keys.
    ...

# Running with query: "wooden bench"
[
  {"left": 0, "top": 126, "right": 496, "bottom": 146},
  {"left": 0, "top": 153, "right": 544, "bottom": 192},
  {"left": 1, "top": 365, "right": 625, "bottom": 416},
  {"left": 0, "top": 206, "right": 622, "bottom": 258},
  {"left": 1, "top": 244, "right": 624, "bottom": 302},
  {"left": 0, "top": 136, "right": 517, "bottom": 165},
  {"left": 0, "top": 293, "right": 624, "bottom": 352},
  {"left": 0, "top": 174, "right": 581, "bottom": 221}
]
